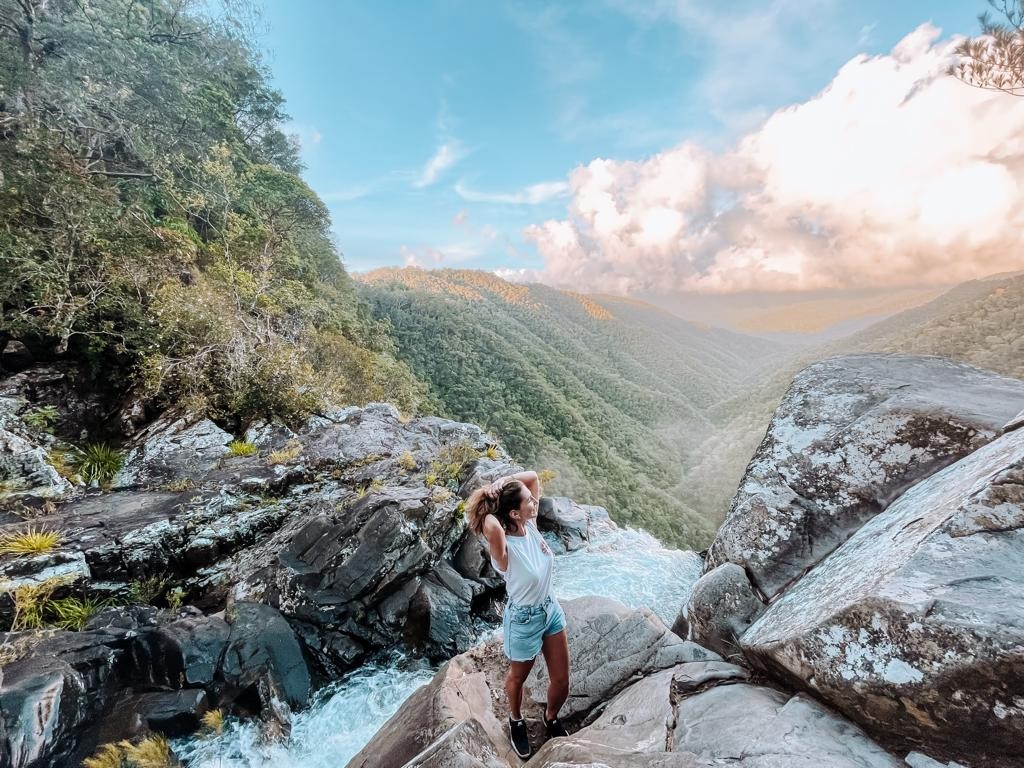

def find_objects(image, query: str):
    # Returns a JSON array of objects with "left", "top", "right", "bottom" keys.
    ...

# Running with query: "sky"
[{"left": 258, "top": 1, "right": 1024, "bottom": 296}]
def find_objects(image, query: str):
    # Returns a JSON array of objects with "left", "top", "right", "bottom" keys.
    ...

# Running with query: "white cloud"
[
  {"left": 455, "top": 180, "right": 570, "bottom": 205},
  {"left": 400, "top": 242, "right": 480, "bottom": 266},
  {"left": 526, "top": 24, "right": 1024, "bottom": 294},
  {"left": 414, "top": 141, "right": 466, "bottom": 188}
]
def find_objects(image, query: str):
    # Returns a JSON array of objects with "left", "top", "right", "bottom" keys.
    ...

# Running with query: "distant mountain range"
[{"left": 356, "top": 267, "right": 1024, "bottom": 548}]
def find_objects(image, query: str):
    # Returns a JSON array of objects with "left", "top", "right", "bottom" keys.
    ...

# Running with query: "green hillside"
[
  {"left": 357, "top": 267, "right": 789, "bottom": 548},
  {"left": 0, "top": 0, "right": 425, "bottom": 430}
]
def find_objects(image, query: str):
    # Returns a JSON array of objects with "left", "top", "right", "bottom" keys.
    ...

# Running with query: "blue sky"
[{"left": 257, "top": 1, "right": 987, "bottom": 278}]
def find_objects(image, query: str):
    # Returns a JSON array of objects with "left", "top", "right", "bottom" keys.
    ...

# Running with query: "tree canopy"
[{"left": 0, "top": 0, "right": 426, "bottom": 428}]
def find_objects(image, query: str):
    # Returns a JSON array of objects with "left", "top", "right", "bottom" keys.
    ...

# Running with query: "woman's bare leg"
[
  {"left": 505, "top": 658, "right": 536, "bottom": 719},
  {"left": 541, "top": 629, "right": 570, "bottom": 720}
]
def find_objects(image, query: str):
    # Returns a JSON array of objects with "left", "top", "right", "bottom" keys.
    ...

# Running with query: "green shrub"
[
  {"left": 22, "top": 406, "right": 59, "bottom": 432},
  {"left": 73, "top": 444, "right": 124, "bottom": 487},
  {"left": 50, "top": 596, "right": 106, "bottom": 630},
  {"left": 228, "top": 440, "right": 257, "bottom": 457}
]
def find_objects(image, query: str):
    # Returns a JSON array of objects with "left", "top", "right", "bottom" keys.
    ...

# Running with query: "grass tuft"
[
  {"left": 398, "top": 451, "right": 417, "bottom": 471},
  {"left": 73, "top": 443, "right": 124, "bottom": 487},
  {"left": 267, "top": 438, "right": 302, "bottom": 466},
  {"left": 201, "top": 708, "right": 225, "bottom": 734},
  {"left": 227, "top": 440, "right": 257, "bottom": 457},
  {"left": 50, "top": 596, "right": 106, "bottom": 630},
  {"left": 0, "top": 526, "right": 63, "bottom": 556},
  {"left": 4, "top": 577, "right": 66, "bottom": 631}
]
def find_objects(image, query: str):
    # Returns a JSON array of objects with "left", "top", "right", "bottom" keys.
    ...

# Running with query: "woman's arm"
[
  {"left": 482, "top": 514, "right": 508, "bottom": 571},
  {"left": 509, "top": 470, "right": 541, "bottom": 503}
]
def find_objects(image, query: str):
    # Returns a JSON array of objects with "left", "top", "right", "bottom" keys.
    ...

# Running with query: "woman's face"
[{"left": 512, "top": 482, "right": 539, "bottom": 524}]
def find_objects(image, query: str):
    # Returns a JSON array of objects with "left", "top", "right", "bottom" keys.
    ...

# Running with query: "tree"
[{"left": 952, "top": 1, "right": 1024, "bottom": 95}]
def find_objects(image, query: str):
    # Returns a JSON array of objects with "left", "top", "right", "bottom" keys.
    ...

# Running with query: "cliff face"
[{"left": 0, "top": 370, "right": 550, "bottom": 767}]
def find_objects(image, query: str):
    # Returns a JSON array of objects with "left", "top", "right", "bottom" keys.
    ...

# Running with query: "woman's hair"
[{"left": 466, "top": 479, "right": 526, "bottom": 535}]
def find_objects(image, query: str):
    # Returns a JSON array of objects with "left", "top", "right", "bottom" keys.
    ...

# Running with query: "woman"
[{"left": 466, "top": 470, "right": 570, "bottom": 760}]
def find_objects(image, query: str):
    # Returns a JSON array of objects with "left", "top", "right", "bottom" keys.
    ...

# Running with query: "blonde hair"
[{"left": 466, "top": 479, "right": 525, "bottom": 535}]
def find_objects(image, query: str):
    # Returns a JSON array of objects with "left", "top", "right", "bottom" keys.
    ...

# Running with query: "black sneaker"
[
  {"left": 508, "top": 716, "right": 532, "bottom": 759},
  {"left": 544, "top": 714, "right": 568, "bottom": 738}
]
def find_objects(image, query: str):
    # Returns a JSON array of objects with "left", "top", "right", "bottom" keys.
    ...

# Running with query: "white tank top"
[{"left": 490, "top": 520, "right": 555, "bottom": 606}]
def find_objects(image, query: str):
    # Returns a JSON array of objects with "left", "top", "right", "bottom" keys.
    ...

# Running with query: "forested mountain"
[
  {"left": 357, "top": 267, "right": 790, "bottom": 548},
  {"left": 359, "top": 268, "right": 1023, "bottom": 547},
  {"left": 0, "top": 0, "right": 424, "bottom": 430}
]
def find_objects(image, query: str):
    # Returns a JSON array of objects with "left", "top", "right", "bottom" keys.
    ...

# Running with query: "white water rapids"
[{"left": 175, "top": 523, "right": 704, "bottom": 767}]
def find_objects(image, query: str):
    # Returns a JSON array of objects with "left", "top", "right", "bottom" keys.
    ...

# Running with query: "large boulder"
[
  {"left": 740, "top": 425, "right": 1024, "bottom": 766},
  {"left": 523, "top": 597, "right": 718, "bottom": 720},
  {"left": 114, "top": 413, "right": 234, "bottom": 488},
  {"left": 684, "top": 563, "right": 765, "bottom": 661},
  {"left": 707, "top": 354, "right": 1024, "bottom": 599},
  {"left": 349, "top": 597, "right": 719, "bottom": 768},
  {"left": 0, "top": 398, "right": 72, "bottom": 500},
  {"left": 536, "top": 498, "right": 612, "bottom": 553},
  {"left": 528, "top": 659, "right": 902, "bottom": 768}
]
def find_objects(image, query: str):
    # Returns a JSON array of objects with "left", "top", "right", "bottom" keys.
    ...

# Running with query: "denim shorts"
[{"left": 502, "top": 595, "right": 567, "bottom": 662}]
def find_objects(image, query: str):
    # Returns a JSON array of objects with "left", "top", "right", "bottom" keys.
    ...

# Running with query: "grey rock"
[
  {"left": 538, "top": 497, "right": 590, "bottom": 551},
  {"left": 672, "top": 684, "right": 902, "bottom": 767},
  {"left": 904, "top": 753, "right": 968, "bottom": 768},
  {"left": 708, "top": 354, "right": 1024, "bottom": 599},
  {"left": 402, "top": 718, "right": 509, "bottom": 768},
  {"left": 457, "top": 459, "right": 524, "bottom": 498},
  {"left": 525, "top": 597, "right": 720, "bottom": 720},
  {"left": 741, "top": 426, "right": 1024, "bottom": 765},
  {"left": 115, "top": 413, "right": 233, "bottom": 487},
  {"left": 243, "top": 420, "right": 299, "bottom": 451},
  {"left": 1004, "top": 408, "right": 1024, "bottom": 434},
  {"left": 0, "top": 417, "right": 71, "bottom": 499},
  {"left": 220, "top": 601, "right": 311, "bottom": 710},
  {"left": 685, "top": 563, "right": 765, "bottom": 661}
]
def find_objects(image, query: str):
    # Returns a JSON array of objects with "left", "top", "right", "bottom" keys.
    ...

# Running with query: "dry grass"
[
  {"left": 267, "top": 438, "right": 302, "bottom": 466},
  {"left": 201, "top": 708, "right": 225, "bottom": 734},
  {"left": 0, "top": 526, "right": 63, "bottom": 556},
  {"left": 83, "top": 736, "right": 177, "bottom": 768},
  {"left": 4, "top": 578, "right": 66, "bottom": 631}
]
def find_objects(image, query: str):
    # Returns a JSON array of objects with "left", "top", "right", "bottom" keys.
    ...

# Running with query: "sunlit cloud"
[{"left": 526, "top": 24, "right": 1024, "bottom": 295}]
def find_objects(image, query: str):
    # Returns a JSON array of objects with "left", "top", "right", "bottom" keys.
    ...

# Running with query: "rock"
[
  {"left": 0, "top": 419, "right": 71, "bottom": 499},
  {"left": 115, "top": 413, "right": 233, "bottom": 488},
  {"left": 684, "top": 563, "right": 765, "bottom": 661},
  {"left": 740, "top": 426, "right": 1024, "bottom": 765},
  {"left": 143, "top": 613, "right": 231, "bottom": 687},
  {"left": 457, "top": 459, "right": 523, "bottom": 498},
  {"left": 524, "top": 597, "right": 719, "bottom": 720},
  {"left": 100, "top": 689, "right": 210, "bottom": 739},
  {"left": 351, "top": 597, "right": 720, "bottom": 768},
  {"left": 347, "top": 653, "right": 517, "bottom": 768},
  {"left": 528, "top": 659, "right": 900, "bottom": 768},
  {"left": 402, "top": 718, "right": 509, "bottom": 768},
  {"left": 243, "top": 419, "right": 298, "bottom": 451},
  {"left": 0, "top": 341, "right": 33, "bottom": 373},
  {"left": 1004, "top": 408, "right": 1024, "bottom": 434},
  {"left": 405, "top": 566, "right": 479, "bottom": 657},
  {"left": 0, "top": 624, "right": 137, "bottom": 768},
  {"left": 672, "top": 684, "right": 902, "bottom": 767},
  {"left": 220, "top": 601, "right": 310, "bottom": 711},
  {"left": 707, "top": 354, "right": 1024, "bottom": 599},
  {"left": 538, "top": 497, "right": 589, "bottom": 551}
]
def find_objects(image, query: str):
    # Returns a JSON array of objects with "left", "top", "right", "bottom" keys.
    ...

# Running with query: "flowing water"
[{"left": 175, "top": 522, "right": 703, "bottom": 767}]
